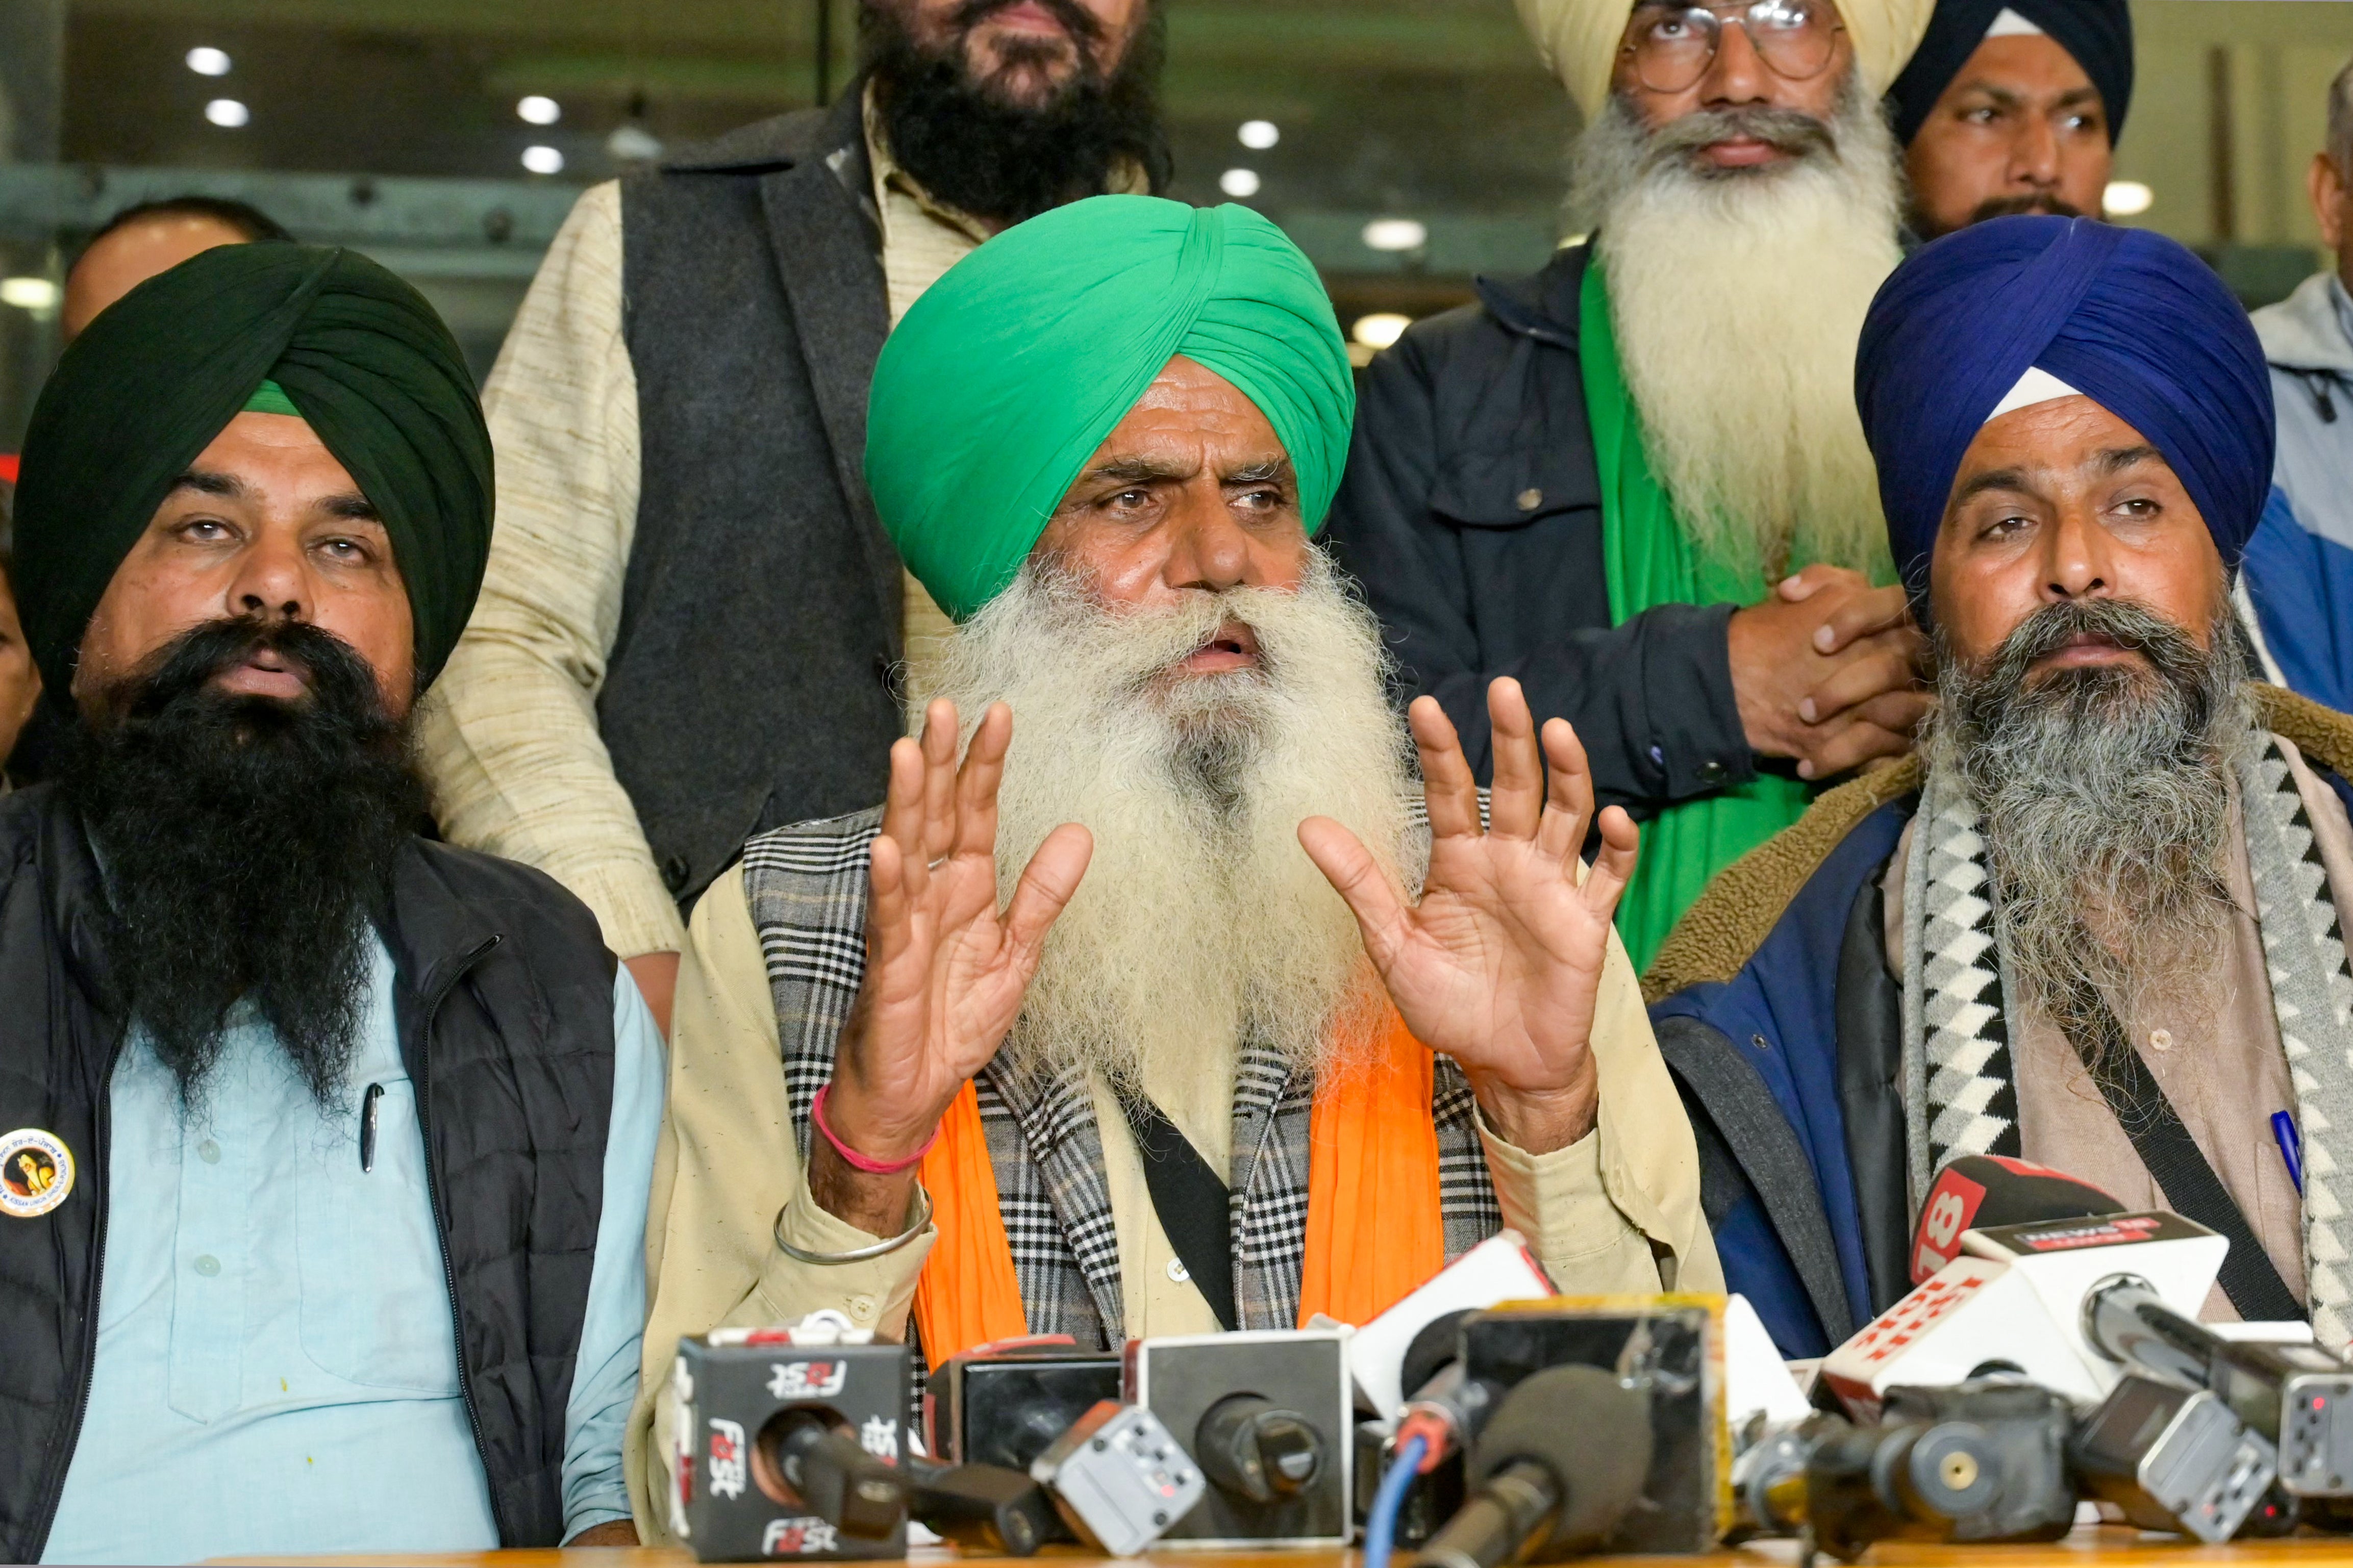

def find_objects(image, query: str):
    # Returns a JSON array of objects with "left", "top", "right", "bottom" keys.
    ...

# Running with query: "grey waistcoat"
[{"left": 607, "top": 87, "right": 909, "bottom": 911}]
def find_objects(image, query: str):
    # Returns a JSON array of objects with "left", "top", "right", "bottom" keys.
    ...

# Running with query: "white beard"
[
  {"left": 1572, "top": 78, "right": 1904, "bottom": 579},
  {"left": 912, "top": 551, "right": 1417, "bottom": 1122}
]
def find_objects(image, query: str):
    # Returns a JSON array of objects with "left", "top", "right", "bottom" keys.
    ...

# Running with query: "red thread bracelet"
[{"left": 811, "top": 1083, "right": 938, "bottom": 1175}]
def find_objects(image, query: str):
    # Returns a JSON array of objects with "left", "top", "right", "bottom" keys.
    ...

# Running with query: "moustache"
[
  {"left": 1969, "top": 597, "right": 2212, "bottom": 695},
  {"left": 948, "top": 0, "right": 1104, "bottom": 45},
  {"left": 95, "top": 616, "right": 390, "bottom": 728},
  {"left": 1641, "top": 104, "right": 1837, "bottom": 171},
  {"left": 1967, "top": 192, "right": 2086, "bottom": 225}
]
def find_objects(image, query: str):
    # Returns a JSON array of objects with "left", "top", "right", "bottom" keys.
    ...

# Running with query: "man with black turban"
[
  {"left": 628, "top": 195, "right": 1719, "bottom": 1528},
  {"left": 1888, "top": 0, "right": 2132, "bottom": 238},
  {"left": 0, "top": 243, "right": 663, "bottom": 1561},
  {"left": 1645, "top": 216, "right": 2353, "bottom": 1360}
]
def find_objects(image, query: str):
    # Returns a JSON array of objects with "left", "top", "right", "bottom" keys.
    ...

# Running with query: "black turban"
[
  {"left": 12, "top": 243, "right": 492, "bottom": 699},
  {"left": 1886, "top": 0, "right": 2134, "bottom": 147}
]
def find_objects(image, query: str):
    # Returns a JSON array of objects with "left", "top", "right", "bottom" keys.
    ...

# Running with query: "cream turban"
[{"left": 1515, "top": 0, "right": 1935, "bottom": 123}]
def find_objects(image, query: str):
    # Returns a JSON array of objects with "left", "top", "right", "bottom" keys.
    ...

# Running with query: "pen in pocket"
[
  {"left": 361, "top": 1082, "right": 383, "bottom": 1174},
  {"left": 2272, "top": 1109, "right": 2304, "bottom": 1196}
]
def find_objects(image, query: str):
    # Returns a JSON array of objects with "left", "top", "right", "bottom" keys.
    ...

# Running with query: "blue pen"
[{"left": 2272, "top": 1110, "right": 2305, "bottom": 1196}]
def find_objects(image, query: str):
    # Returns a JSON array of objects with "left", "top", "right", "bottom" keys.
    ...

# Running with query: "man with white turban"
[{"left": 1328, "top": 0, "right": 1935, "bottom": 971}]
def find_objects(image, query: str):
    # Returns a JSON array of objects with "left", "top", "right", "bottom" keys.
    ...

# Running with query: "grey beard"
[
  {"left": 1934, "top": 597, "right": 2257, "bottom": 1040},
  {"left": 1566, "top": 67, "right": 1880, "bottom": 233},
  {"left": 912, "top": 550, "right": 1415, "bottom": 1104}
]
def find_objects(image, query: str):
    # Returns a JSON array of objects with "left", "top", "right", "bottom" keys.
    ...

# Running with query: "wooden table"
[{"left": 211, "top": 1530, "right": 2353, "bottom": 1565}]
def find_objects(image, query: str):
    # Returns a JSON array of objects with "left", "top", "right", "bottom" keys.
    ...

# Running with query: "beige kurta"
[
  {"left": 1883, "top": 733, "right": 2353, "bottom": 1317},
  {"left": 621, "top": 860, "right": 1722, "bottom": 1537},
  {"left": 418, "top": 92, "right": 1033, "bottom": 962}
]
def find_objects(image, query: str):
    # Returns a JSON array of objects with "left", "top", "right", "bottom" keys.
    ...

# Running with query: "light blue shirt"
[{"left": 41, "top": 939, "right": 664, "bottom": 1564}]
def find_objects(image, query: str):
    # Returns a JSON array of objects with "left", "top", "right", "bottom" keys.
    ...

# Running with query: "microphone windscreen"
[
  {"left": 1912, "top": 1156, "right": 2125, "bottom": 1284},
  {"left": 1468, "top": 1365, "right": 1652, "bottom": 1554}
]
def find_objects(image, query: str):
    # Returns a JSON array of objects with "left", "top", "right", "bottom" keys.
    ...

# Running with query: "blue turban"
[{"left": 1855, "top": 215, "right": 2273, "bottom": 614}]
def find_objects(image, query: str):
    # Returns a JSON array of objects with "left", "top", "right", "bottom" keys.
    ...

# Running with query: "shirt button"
[
  {"left": 847, "top": 1295, "right": 875, "bottom": 1321},
  {"left": 194, "top": 1255, "right": 221, "bottom": 1277},
  {"left": 197, "top": 1139, "right": 221, "bottom": 1165},
  {"left": 1697, "top": 760, "right": 1729, "bottom": 786},
  {"left": 2149, "top": 1028, "right": 2174, "bottom": 1052},
  {"left": 661, "top": 854, "right": 691, "bottom": 894},
  {"left": 1516, "top": 488, "right": 1544, "bottom": 512},
  {"left": 1165, "top": 1258, "right": 1190, "bottom": 1284}
]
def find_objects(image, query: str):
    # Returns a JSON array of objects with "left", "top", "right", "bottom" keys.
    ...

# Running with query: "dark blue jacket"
[{"left": 1645, "top": 686, "right": 2353, "bottom": 1359}]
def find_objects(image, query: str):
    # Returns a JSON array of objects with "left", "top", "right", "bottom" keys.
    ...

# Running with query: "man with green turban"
[
  {"left": 0, "top": 242, "right": 664, "bottom": 1561},
  {"left": 632, "top": 194, "right": 1716, "bottom": 1524}
]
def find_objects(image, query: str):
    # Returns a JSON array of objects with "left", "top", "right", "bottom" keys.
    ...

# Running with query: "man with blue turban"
[
  {"left": 1646, "top": 215, "right": 2353, "bottom": 1358},
  {"left": 627, "top": 195, "right": 1719, "bottom": 1523}
]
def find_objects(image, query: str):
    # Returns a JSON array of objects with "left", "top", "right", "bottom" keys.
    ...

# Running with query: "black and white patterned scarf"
[
  {"left": 1900, "top": 735, "right": 2353, "bottom": 1346},
  {"left": 738, "top": 806, "right": 1503, "bottom": 1375}
]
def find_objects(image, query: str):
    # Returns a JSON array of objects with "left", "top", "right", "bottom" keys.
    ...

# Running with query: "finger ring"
[{"left": 928, "top": 856, "right": 949, "bottom": 871}]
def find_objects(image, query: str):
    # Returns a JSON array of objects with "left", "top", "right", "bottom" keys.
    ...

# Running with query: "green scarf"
[{"left": 1579, "top": 255, "right": 1819, "bottom": 973}]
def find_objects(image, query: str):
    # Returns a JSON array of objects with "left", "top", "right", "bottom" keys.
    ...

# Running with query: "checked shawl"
[
  {"left": 1900, "top": 735, "right": 2353, "bottom": 1346},
  {"left": 740, "top": 806, "right": 1503, "bottom": 1376}
]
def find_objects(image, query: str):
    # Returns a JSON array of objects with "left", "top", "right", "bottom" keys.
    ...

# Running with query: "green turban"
[
  {"left": 866, "top": 195, "right": 1355, "bottom": 622},
  {"left": 12, "top": 242, "right": 492, "bottom": 697}
]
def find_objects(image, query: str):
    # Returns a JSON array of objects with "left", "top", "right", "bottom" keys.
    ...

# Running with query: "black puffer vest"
[{"left": 0, "top": 784, "right": 618, "bottom": 1560}]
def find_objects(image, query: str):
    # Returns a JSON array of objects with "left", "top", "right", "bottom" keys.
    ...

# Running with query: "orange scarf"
[{"left": 912, "top": 1011, "right": 1447, "bottom": 1364}]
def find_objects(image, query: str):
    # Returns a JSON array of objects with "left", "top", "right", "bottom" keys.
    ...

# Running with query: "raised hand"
[
  {"left": 812, "top": 700, "right": 1092, "bottom": 1234},
  {"left": 1298, "top": 678, "right": 1639, "bottom": 1155}
]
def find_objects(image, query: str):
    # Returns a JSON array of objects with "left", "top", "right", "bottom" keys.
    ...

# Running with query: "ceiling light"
[
  {"left": 1351, "top": 312, "right": 1412, "bottom": 350},
  {"left": 521, "top": 144, "right": 566, "bottom": 175},
  {"left": 1238, "top": 119, "right": 1280, "bottom": 150},
  {"left": 1219, "top": 168, "right": 1261, "bottom": 198},
  {"left": 2104, "top": 180, "right": 2154, "bottom": 217},
  {"left": 1361, "top": 218, "right": 1428, "bottom": 253},
  {"left": 204, "top": 98, "right": 250, "bottom": 128},
  {"left": 517, "top": 94, "right": 562, "bottom": 126},
  {"left": 0, "top": 277, "right": 59, "bottom": 311},
  {"left": 185, "top": 46, "right": 231, "bottom": 77},
  {"left": 607, "top": 123, "right": 664, "bottom": 161}
]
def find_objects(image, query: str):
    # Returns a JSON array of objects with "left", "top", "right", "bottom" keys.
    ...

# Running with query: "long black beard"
[
  {"left": 1935, "top": 597, "right": 2252, "bottom": 1036},
  {"left": 862, "top": 0, "right": 1169, "bottom": 226},
  {"left": 60, "top": 618, "right": 427, "bottom": 1109}
]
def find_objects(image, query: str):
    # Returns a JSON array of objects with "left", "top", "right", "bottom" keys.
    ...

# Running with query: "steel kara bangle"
[{"left": 773, "top": 1184, "right": 935, "bottom": 1265}]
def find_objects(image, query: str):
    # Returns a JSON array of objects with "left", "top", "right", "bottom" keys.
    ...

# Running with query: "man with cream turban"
[
  {"left": 1646, "top": 215, "right": 2353, "bottom": 1359},
  {"left": 0, "top": 242, "right": 662, "bottom": 1560},
  {"left": 630, "top": 194, "right": 1718, "bottom": 1528},
  {"left": 1329, "top": 0, "right": 1936, "bottom": 974}
]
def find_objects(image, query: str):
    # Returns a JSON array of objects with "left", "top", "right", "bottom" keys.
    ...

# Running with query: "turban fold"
[
  {"left": 1514, "top": 0, "right": 1936, "bottom": 124},
  {"left": 13, "top": 242, "right": 492, "bottom": 696},
  {"left": 1886, "top": 0, "right": 2133, "bottom": 145},
  {"left": 1855, "top": 215, "right": 2273, "bottom": 609},
  {"left": 865, "top": 195, "right": 1354, "bottom": 623}
]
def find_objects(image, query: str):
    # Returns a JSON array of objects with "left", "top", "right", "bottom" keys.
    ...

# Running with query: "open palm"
[
  {"left": 831, "top": 700, "right": 1092, "bottom": 1161},
  {"left": 1299, "top": 679, "right": 1638, "bottom": 1153}
]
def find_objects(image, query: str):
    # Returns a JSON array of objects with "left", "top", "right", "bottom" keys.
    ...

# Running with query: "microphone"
[
  {"left": 905, "top": 1457, "right": 1059, "bottom": 1556},
  {"left": 1911, "top": 1157, "right": 2126, "bottom": 1283},
  {"left": 1412, "top": 1365, "right": 1651, "bottom": 1568},
  {"left": 1824, "top": 1161, "right": 2226, "bottom": 1420},
  {"left": 1349, "top": 1232, "right": 1554, "bottom": 1419},
  {"left": 759, "top": 1411, "right": 909, "bottom": 1540},
  {"left": 2069, "top": 1371, "right": 2280, "bottom": 1541},
  {"left": 2082, "top": 1273, "right": 2353, "bottom": 1498}
]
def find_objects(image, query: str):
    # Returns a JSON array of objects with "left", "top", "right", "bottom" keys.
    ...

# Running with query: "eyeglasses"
[{"left": 1620, "top": 0, "right": 1844, "bottom": 94}]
